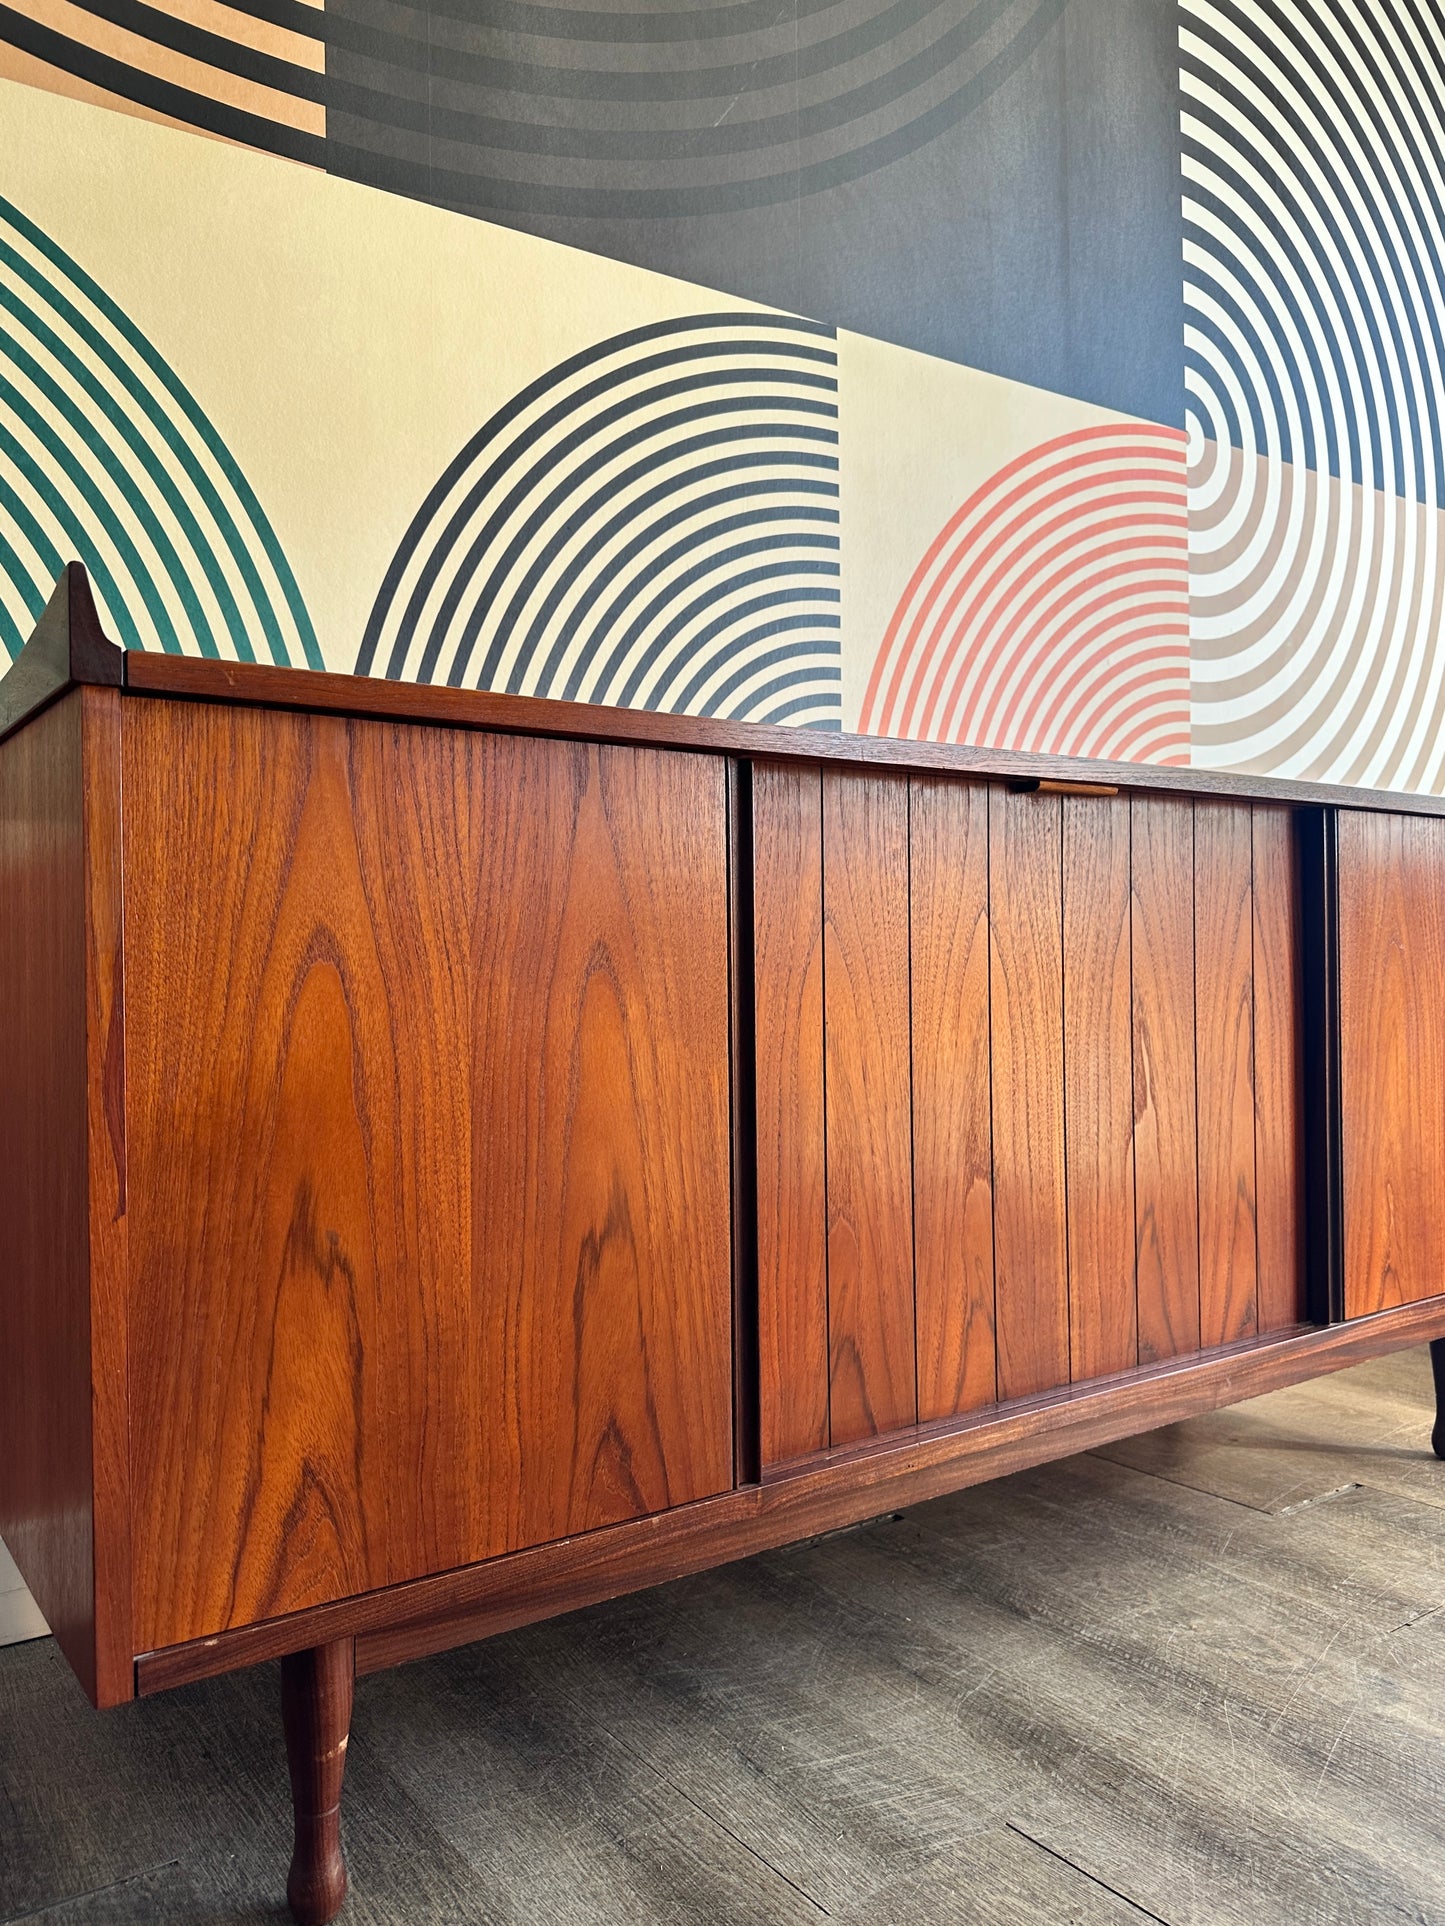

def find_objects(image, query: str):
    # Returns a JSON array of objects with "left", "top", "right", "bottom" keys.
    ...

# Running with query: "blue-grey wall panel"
[{"left": 324, "top": 0, "right": 1183, "bottom": 423}]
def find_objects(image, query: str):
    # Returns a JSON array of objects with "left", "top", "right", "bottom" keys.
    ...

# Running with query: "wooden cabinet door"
[
  {"left": 1339, "top": 810, "right": 1445, "bottom": 1318},
  {"left": 756, "top": 769, "right": 1304, "bottom": 1466},
  {"left": 124, "top": 701, "right": 734, "bottom": 1652}
]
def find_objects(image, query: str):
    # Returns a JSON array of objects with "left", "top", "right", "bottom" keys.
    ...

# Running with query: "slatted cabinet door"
[
  {"left": 124, "top": 701, "right": 735, "bottom": 1653},
  {"left": 1131, "top": 796, "right": 1202, "bottom": 1363},
  {"left": 754, "top": 769, "right": 1306, "bottom": 1469},
  {"left": 823, "top": 772, "right": 916, "bottom": 1445},
  {"left": 753, "top": 764, "right": 829, "bottom": 1465},
  {"left": 1194, "top": 801, "right": 1258, "bottom": 1348},
  {"left": 988, "top": 787, "right": 1069, "bottom": 1401},
  {"left": 911, "top": 776, "right": 995, "bottom": 1421},
  {"left": 1062, "top": 793, "right": 1136, "bottom": 1382}
]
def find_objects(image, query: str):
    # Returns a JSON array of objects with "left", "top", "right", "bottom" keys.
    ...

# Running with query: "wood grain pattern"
[
  {"left": 124, "top": 700, "right": 735, "bottom": 1651},
  {"left": 1194, "top": 802, "right": 1258, "bottom": 1349},
  {"left": 1131, "top": 796, "right": 1201, "bottom": 1362},
  {"left": 124, "top": 649, "right": 1445, "bottom": 826},
  {"left": 1252, "top": 805, "right": 1304, "bottom": 1332},
  {"left": 0, "top": 679, "right": 131, "bottom": 1708},
  {"left": 1062, "top": 793, "right": 1136, "bottom": 1382},
  {"left": 126, "top": 704, "right": 398, "bottom": 1647},
  {"left": 989, "top": 787, "right": 1069, "bottom": 1401},
  {"left": 471, "top": 736, "right": 735, "bottom": 1554},
  {"left": 0, "top": 691, "right": 96, "bottom": 1700},
  {"left": 1338, "top": 810, "right": 1445, "bottom": 1318},
  {"left": 752, "top": 763, "right": 828, "bottom": 1466},
  {"left": 134, "top": 1290, "right": 1445, "bottom": 1695},
  {"left": 910, "top": 776, "right": 995, "bottom": 1421},
  {"left": 822, "top": 771, "right": 916, "bottom": 1445}
]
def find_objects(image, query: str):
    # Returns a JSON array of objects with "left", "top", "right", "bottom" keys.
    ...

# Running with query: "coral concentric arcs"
[{"left": 859, "top": 423, "right": 1189, "bottom": 763}]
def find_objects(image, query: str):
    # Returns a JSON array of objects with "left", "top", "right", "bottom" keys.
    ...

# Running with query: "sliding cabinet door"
[
  {"left": 754, "top": 765, "right": 1305, "bottom": 1468},
  {"left": 1339, "top": 810, "right": 1445, "bottom": 1319},
  {"left": 125, "top": 701, "right": 735, "bottom": 1650}
]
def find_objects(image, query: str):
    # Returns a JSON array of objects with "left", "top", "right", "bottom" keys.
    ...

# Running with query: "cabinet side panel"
[
  {"left": 1063, "top": 793, "right": 1137, "bottom": 1382},
  {"left": 1252, "top": 805, "right": 1305, "bottom": 1332},
  {"left": 752, "top": 763, "right": 829, "bottom": 1466},
  {"left": 823, "top": 771, "right": 916, "bottom": 1445},
  {"left": 1339, "top": 811, "right": 1445, "bottom": 1318},
  {"left": 911, "top": 775, "right": 995, "bottom": 1422},
  {"left": 1132, "top": 796, "right": 1201, "bottom": 1361},
  {"left": 1195, "top": 802, "right": 1259, "bottom": 1349},
  {"left": 82, "top": 688, "right": 132, "bottom": 1706},
  {"left": 0, "top": 693, "right": 96, "bottom": 1700},
  {"left": 989, "top": 787, "right": 1069, "bottom": 1402}
]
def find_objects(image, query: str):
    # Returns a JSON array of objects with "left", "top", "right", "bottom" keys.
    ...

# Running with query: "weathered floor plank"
[
  {"left": 797, "top": 1474, "right": 1445, "bottom": 1925},
  {"left": 4, "top": 1349, "right": 1445, "bottom": 1924},
  {"left": 829, "top": 1826, "right": 1159, "bottom": 1924}
]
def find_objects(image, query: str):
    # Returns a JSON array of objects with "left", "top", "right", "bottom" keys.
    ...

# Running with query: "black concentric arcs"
[{"left": 358, "top": 312, "right": 842, "bottom": 729}]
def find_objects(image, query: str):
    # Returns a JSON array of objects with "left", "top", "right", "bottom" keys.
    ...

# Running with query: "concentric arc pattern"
[
  {"left": 861, "top": 423, "right": 1189, "bottom": 764},
  {"left": 1183, "top": 0, "right": 1445, "bottom": 790},
  {"left": 0, "top": 0, "right": 325, "bottom": 166},
  {"left": 327, "top": 0, "right": 1064, "bottom": 220},
  {"left": 361, "top": 312, "right": 842, "bottom": 730},
  {"left": 0, "top": 192, "right": 317, "bottom": 666}
]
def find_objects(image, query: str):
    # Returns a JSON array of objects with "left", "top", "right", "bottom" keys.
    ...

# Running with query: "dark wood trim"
[
  {"left": 0, "top": 566, "right": 123, "bottom": 746},
  {"left": 121, "top": 650, "right": 1445, "bottom": 821},
  {"left": 728, "top": 759, "right": 762, "bottom": 1488},
  {"left": 0, "top": 690, "right": 97, "bottom": 1699},
  {"left": 133, "top": 1291, "right": 1445, "bottom": 1696},
  {"left": 81, "top": 688, "right": 134, "bottom": 1708},
  {"left": 1298, "top": 807, "right": 1344, "bottom": 1325}
]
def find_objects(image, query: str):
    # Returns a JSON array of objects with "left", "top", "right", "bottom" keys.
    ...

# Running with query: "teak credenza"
[{"left": 6, "top": 563, "right": 1445, "bottom": 1922}]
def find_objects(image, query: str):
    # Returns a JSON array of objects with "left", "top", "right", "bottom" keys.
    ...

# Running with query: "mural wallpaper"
[
  {"left": 857, "top": 416, "right": 1188, "bottom": 763},
  {"left": 361, "top": 311, "right": 842, "bottom": 726},
  {"left": 0, "top": 186, "right": 317, "bottom": 667},
  {"left": 1183, "top": 0, "right": 1445, "bottom": 793},
  {"left": 0, "top": 0, "right": 1442, "bottom": 790}
]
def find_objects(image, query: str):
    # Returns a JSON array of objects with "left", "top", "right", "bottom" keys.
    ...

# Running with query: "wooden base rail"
[{"left": 10, "top": 568, "right": 1445, "bottom": 1924}]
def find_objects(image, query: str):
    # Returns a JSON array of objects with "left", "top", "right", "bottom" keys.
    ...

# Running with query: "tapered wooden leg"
[
  {"left": 1431, "top": 1340, "right": 1445, "bottom": 1462},
  {"left": 281, "top": 1640, "right": 354, "bottom": 1926}
]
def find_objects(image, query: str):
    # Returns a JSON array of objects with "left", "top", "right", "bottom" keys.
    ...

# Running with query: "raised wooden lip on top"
[{"left": 8, "top": 562, "right": 1445, "bottom": 819}]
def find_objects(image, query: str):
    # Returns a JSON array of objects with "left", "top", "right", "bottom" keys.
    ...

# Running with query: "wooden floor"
[{"left": 4, "top": 1346, "right": 1445, "bottom": 1925}]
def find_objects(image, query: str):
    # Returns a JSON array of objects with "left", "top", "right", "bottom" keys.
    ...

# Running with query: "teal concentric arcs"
[{"left": 0, "top": 194, "right": 318, "bottom": 666}]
